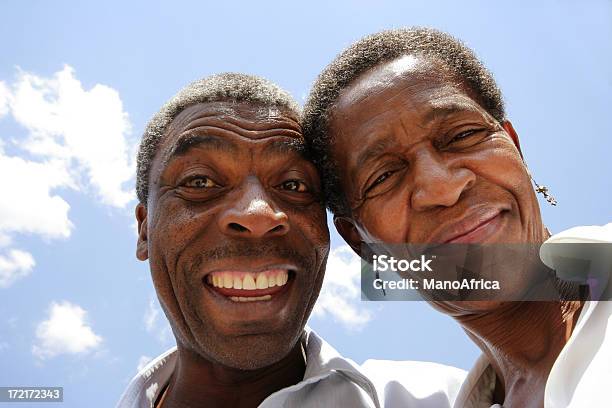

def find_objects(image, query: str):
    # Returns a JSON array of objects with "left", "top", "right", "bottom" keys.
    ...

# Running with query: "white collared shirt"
[
  {"left": 117, "top": 328, "right": 466, "bottom": 408},
  {"left": 454, "top": 223, "right": 612, "bottom": 408}
]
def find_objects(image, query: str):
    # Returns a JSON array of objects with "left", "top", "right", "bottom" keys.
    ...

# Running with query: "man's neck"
[
  {"left": 456, "top": 300, "right": 583, "bottom": 407},
  {"left": 161, "top": 340, "right": 306, "bottom": 408}
]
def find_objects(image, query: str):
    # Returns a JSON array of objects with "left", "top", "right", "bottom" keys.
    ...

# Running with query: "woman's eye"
[
  {"left": 368, "top": 170, "right": 394, "bottom": 191},
  {"left": 279, "top": 180, "right": 308, "bottom": 192},
  {"left": 450, "top": 129, "right": 482, "bottom": 143},
  {"left": 184, "top": 176, "right": 217, "bottom": 189}
]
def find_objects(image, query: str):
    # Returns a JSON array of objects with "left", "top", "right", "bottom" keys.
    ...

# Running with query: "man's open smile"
[
  {"left": 198, "top": 263, "right": 298, "bottom": 327},
  {"left": 204, "top": 267, "right": 295, "bottom": 302}
]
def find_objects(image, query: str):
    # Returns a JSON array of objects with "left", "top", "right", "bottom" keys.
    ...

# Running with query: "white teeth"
[
  {"left": 277, "top": 270, "right": 288, "bottom": 286},
  {"left": 209, "top": 270, "right": 290, "bottom": 290},
  {"left": 256, "top": 274, "right": 268, "bottom": 289},
  {"left": 229, "top": 295, "right": 272, "bottom": 302},
  {"left": 233, "top": 276, "right": 242, "bottom": 290},
  {"left": 243, "top": 275, "right": 257, "bottom": 290},
  {"left": 223, "top": 274, "right": 233, "bottom": 288}
]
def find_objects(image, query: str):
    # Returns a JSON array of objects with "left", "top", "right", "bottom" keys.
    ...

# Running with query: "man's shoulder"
[
  {"left": 116, "top": 347, "right": 177, "bottom": 408},
  {"left": 300, "top": 329, "right": 467, "bottom": 407}
]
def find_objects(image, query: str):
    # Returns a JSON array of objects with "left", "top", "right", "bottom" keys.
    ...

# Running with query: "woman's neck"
[{"left": 457, "top": 300, "right": 583, "bottom": 407}]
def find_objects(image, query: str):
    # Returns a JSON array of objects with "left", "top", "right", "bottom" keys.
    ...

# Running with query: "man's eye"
[
  {"left": 183, "top": 176, "right": 217, "bottom": 189},
  {"left": 279, "top": 180, "right": 308, "bottom": 192}
]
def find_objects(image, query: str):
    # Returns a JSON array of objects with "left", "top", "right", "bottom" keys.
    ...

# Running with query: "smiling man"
[
  {"left": 117, "top": 73, "right": 465, "bottom": 408},
  {"left": 303, "top": 28, "right": 612, "bottom": 407}
]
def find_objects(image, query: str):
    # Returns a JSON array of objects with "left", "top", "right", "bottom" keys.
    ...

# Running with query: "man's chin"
[{"left": 196, "top": 330, "right": 301, "bottom": 371}]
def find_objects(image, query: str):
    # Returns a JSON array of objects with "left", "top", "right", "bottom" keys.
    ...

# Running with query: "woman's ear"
[
  {"left": 502, "top": 120, "right": 524, "bottom": 160},
  {"left": 334, "top": 215, "right": 366, "bottom": 258}
]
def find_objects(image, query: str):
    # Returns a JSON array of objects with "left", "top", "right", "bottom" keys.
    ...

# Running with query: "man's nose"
[
  {"left": 410, "top": 149, "right": 475, "bottom": 211},
  {"left": 218, "top": 179, "right": 289, "bottom": 238}
]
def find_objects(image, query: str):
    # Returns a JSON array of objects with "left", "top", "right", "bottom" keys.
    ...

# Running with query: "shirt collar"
[
  {"left": 118, "top": 326, "right": 380, "bottom": 408},
  {"left": 299, "top": 327, "right": 380, "bottom": 407}
]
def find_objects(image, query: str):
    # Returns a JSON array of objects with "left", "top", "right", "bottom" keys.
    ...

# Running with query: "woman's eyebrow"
[
  {"left": 355, "top": 135, "right": 395, "bottom": 169},
  {"left": 422, "top": 102, "right": 482, "bottom": 126}
]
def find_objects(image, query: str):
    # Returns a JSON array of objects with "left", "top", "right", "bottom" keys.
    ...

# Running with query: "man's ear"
[
  {"left": 334, "top": 215, "right": 365, "bottom": 258},
  {"left": 502, "top": 120, "right": 524, "bottom": 160},
  {"left": 135, "top": 203, "right": 149, "bottom": 261}
]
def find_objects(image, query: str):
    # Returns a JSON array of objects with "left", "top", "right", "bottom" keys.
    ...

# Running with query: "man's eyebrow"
[
  {"left": 261, "top": 139, "right": 306, "bottom": 158},
  {"left": 165, "top": 134, "right": 239, "bottom": 164},
  {"left": 422, "top": 102, "right": 482, "bottom": 125}
]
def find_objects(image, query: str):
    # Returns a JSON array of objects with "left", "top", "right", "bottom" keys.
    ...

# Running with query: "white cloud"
[
  {"left": 0, "top": 66, "right": 136, "bottom": 287},
  {"left": 144, "top": 298, "right": 159, "bottom": 332},
  {"left": 9, "top": 66, "right": 135, "bottom": 207},
  {"left": 144, "top": 297, "right": 173, "bottom": 345},
  {"left": 0, "top": 341, "right": 8, "bottom": 352},
  {"left": 0, "top": 149, "right": 73, "bottom": 240},
  {"left": 312, "top": 245, "right": 373, "bottom": 330},
  {"left": 0, "top": 249, "right": 35, "bottom": 288},
  {"left": 32, "top": 301, "right": 102, "bottom": 360},
  {"left": 137, "top": 355, "right": 153, "bottom": 372}
]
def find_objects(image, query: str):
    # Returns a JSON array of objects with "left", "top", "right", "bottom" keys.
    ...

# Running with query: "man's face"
[
  {"left": 136, "top": 101, "right": 329, "bottom": 370},
  {"left": 328, "top": 56, "right": 547, "bottom": 309}
]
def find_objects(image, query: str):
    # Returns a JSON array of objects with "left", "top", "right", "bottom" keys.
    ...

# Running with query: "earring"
[
  {"left": 532, "top": 178, "right": 557, "bottom": 206},
  {"left": 523, "top": 160, "right": 557, "bottom": 206}
]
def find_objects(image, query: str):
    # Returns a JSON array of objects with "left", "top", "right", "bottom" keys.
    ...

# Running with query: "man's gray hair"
[{"left": 136, "top": 72, "right": 301, "bottom": 205}]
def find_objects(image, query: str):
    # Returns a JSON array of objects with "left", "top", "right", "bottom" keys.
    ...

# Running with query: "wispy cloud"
[
  {"left": 32, "top": 301, "right": 103, "bottom": 360},
  {"left": 0, "top": 66, "right": 135, "bottom": 287},
  {"left": 0, "top": 249, "right": 35, "bottom": 288},
  {"left": 144, "top": 297, "right": 173, "bottom": 346},
  {"left": 312, "top": 245, "right": 373, "bottom": 330},
  {"left": 136, "top": 355, "right": 153, "bottom": 372}
]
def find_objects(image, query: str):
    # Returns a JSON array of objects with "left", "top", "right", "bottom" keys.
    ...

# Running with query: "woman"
[{"left": 302, "top": 27, "right": 612, "bottom": 407}]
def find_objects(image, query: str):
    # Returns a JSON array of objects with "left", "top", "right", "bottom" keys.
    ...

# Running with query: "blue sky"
[{"left": 0, "top": 1, "right": 610, "bottom": 407}]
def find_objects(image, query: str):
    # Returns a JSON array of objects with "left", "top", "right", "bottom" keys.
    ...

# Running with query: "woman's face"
[{"left": 327, "top": 55, "right": 548, "bottom": 312}]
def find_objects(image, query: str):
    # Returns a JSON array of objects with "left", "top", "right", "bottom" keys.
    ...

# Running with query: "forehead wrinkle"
[
  {"left": 182, "top": 122, "right": 303, "bottom": 142},
  {"left": 185, "top": 114, "right": 301, "bottom": 132},
  {"left": 178, "top": 113, "right": 302, "bottom": 143}
]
